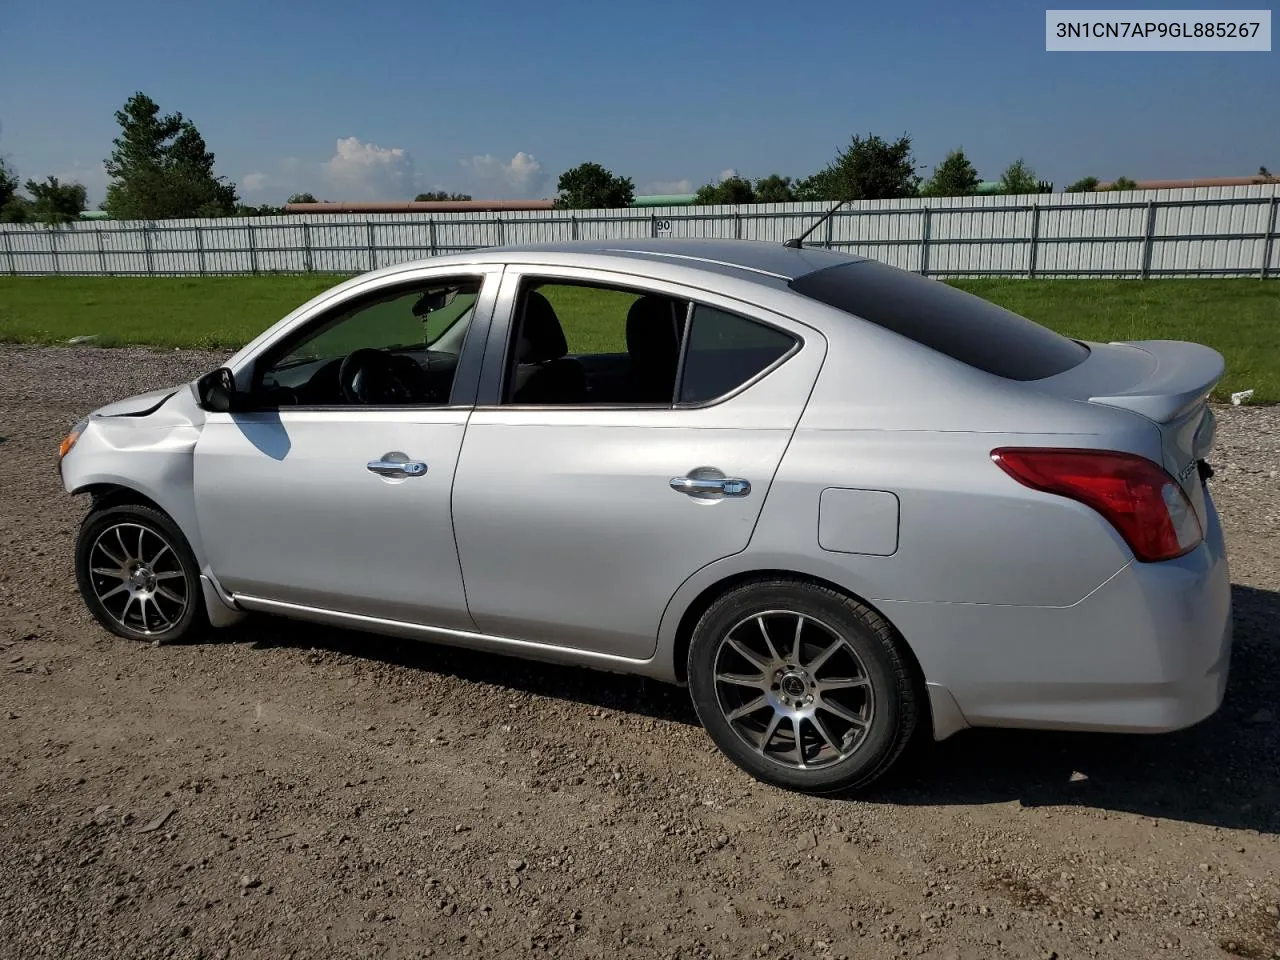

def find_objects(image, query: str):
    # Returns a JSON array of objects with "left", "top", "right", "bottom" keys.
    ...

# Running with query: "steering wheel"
[{"left": 338, "top": 349, "right": 417, "bottom": 404}]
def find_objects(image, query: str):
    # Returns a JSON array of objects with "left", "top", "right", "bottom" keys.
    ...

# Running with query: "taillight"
[{"left": 991, "top": 448, "right": 1203, "bottom": 562}]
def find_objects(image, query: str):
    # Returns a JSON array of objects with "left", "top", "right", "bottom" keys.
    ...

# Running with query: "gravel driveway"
[{"left": 1, "top": 344, "right": 1277, "bottom": 960}]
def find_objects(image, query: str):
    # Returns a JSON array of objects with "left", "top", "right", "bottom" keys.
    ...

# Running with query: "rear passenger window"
[{"left": 678, "top": 306, "right": 796, "bottom": 404}]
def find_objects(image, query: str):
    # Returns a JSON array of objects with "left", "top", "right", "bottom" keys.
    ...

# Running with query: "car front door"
[
  {"left": 450, "top": 266, "right": 825, "bottom": 661},
  {"left": 192, "top": 267, "right": 501, "bottom": 630}
]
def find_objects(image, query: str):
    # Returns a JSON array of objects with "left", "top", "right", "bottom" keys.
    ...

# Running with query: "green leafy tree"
[
  {"left": 415, "top": 191, "right": 473, "bottom": 201},
  {"left": 234, "top": 202, "right": 284, "bottom": 217},
  {"left": 753, "top": 174, "right": 795, "bottom": 203},
  {"left": 998, "top": 159, "right": 1041, "bottom": 195},
  {"left": 0, "top": 159, "right": 31, "bottom": 222},
  {"left": 0, "top": 159, "right": 20, "bottom": 211},
  {"left": 1065, "top": 175, "right": 1100, "bottom": 193},
  {"left": 795, "top": 133, "right": 920, "bottom": 201},
  {"left": 553, "top": 162, "right": 634, "bottom": 209},
  {"left": 1108, "top": 176, "right": 1138, "bottom": 192},
  {"left": 287, "top": 192, "right": 318, "bottom": 204},
  {"left": 694, "top": 175, "right": 756, "bottom": 205},
  {"left": 25, "top": 176, "right": 87, "bottom": 224},
  {"left": 919, "top": 148, "right": 980, "bottom": 197},
  {"left": 103, "top": 92, "right": 238, "bottom": 219}
]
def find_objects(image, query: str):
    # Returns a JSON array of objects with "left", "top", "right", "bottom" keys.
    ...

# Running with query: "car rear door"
[{"left": 450, "top": 265, "right": 825, "bottom": 661}]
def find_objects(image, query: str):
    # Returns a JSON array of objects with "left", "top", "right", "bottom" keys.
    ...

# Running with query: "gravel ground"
[{"left": 1, "top": 343, "right": 1277, "bottom": 960}]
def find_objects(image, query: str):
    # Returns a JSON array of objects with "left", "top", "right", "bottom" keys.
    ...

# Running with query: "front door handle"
[
  {"left": 367, "top": 455, "right": 428, "bottom": 478},
  {"left": 670, "top": 476, "right": 751, "bottom": 497}
]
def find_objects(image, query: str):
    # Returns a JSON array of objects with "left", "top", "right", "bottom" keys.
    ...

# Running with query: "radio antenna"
[{"left": 783, "top": 198, "right": 849, "bottom": 249}]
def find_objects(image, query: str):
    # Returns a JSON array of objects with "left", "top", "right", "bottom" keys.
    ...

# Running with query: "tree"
[
  {"left": 554, "top": 162, "right": 634, "bottom": 209},
  {"left": 753, "top": 174, "right": 795, "bottom": 203},
  {"left": 24, "top": 176, "right": 87, "bottom": 224},
  {"left": 1064, "top": 175, "right": 1100, "bottom": 193},
  {"left": 415, "top": 191, "right": 472, "bottom": 202},
  {"left": 103, "top": 92, "right": 238, "bottom": 219},
  {"left": 997, "top": 159, "right": 1041, "bottom": 195},
  {"left": 234, "top": 202, "right": 284, "bottom": 217},
  {"left": 919, "top": 149, "right": 979, "bottom": 197},
  {"left": 694, "top": 175, "right": 756, "bottom": 205},
  {"left": 1108, "top": 176, "right": 1138, "bottom": 192},
  {"left": 795, "top": 133, "right": 920, "bottom": 202},
  {"left": 287, "top": 192, "right": 318, "bottom": 204},
  {"left": 0, "top": 159, "right": 31, "bottom": 222}
]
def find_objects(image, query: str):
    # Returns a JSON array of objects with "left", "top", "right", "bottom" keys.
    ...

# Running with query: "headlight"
[{"left": 58, "top": 419, "right": 88, "bottom": 462}]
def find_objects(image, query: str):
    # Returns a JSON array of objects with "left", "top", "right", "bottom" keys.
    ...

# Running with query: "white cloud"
[
  {"left": 240, "top": 172, "right": 269, "bottom": 195},
  {"left": 459, "top": 151, "right": 548, "bottom": 197},
  {"left": 643, "top": 179, "right": 693, "bottom": 195},
  {"left": 718, "top": 168, "right": 739, "bottom": 182},
  {"left": 323, "top": 136, "right": 416, "bottom": 200}
]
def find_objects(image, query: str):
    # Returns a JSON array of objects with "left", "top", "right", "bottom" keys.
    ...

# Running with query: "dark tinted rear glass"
[
  {"left": 678, "top": 305, "right": 796, "bottom": 404},
  {"left": 789, "top": 261, "right": 1088, "bottom": 381}
]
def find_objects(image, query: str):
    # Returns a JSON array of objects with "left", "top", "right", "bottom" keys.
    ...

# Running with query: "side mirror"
[{"left": 197, "top": 367, "right": 238, "bottom": 412}]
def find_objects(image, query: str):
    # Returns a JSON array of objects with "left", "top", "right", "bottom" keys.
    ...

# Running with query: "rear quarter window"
[{"left": 788, "top": 261, "right": 1088, "bottom": 381}]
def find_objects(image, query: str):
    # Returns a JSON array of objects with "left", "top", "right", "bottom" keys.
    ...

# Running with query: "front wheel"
[
  {"left": 687, "top": 578, "right": 920, "bottom": 794},
  {"left": 75, "top": 503, "right": 205, "bottom": 643}
]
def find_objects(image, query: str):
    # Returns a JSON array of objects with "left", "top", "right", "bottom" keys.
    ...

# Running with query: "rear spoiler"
[{"left": 1087, "top": 340, "right": 1224, "bottom": 423}]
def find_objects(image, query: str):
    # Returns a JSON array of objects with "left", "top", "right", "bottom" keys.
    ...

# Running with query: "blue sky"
[{"left": 1, "top": 0, "right": 1275, "bottom": 205}]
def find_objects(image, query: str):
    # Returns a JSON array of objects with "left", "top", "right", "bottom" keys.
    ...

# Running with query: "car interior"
[
  {"left": 255, "top": 280, "right": 481, "bottom": 407},
  {"left": 506, "top": 283, "right": 690, "bottom": 405}
]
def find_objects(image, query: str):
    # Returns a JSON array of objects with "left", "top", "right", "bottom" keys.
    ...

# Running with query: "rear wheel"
[
  {"left": 75, "top": 503, "right": 205, "bottom": 643},
  {"left": 687, "top": 578, "right": 919, "bottom": 794}
]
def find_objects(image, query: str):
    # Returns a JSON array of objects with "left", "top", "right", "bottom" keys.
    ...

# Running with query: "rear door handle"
[
  {"left": 669, "top": 476, "right": 751, "bottom": 497},
  {"left": 367, "top": 457, "right": 428, "bottom": 478}
]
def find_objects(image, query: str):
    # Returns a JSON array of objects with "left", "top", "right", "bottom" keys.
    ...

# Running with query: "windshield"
[{"left": 789, "top": 261, "right": 1088, "bottom": 382}]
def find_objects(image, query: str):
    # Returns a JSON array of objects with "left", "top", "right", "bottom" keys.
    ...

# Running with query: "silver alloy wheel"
[
  {"left": 87, "top": 522, "right": 189, "bottom": 635},
  {"left": 713, "top": 609, "right": 876, "bottom": 770}
]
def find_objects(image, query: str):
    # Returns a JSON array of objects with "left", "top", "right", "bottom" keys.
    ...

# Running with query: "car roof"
[{"left": 417, "top": 239, "right": 866, "bottom": 285}]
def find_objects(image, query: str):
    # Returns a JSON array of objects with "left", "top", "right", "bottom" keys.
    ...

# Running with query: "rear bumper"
[{"left": 886, "top": 494, "right": 1233, "bottom": 737}]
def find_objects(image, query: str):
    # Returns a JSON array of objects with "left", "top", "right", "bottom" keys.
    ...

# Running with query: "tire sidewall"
[
  {"left": 688, "top": 583, "right": 907, "bottom": 794},
  {"left": 75, "top": 504, "right": 203, "bottom": 643}
]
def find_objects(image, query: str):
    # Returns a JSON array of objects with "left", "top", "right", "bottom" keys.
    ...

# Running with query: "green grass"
[{"left": 0, "top": 275, "right": 1276, "bottom": 403}]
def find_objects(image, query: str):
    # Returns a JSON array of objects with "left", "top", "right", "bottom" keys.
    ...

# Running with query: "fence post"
[
  {"left": 1027, "top": 204, "right": 1041, "bottom": 279},
  {"left": 825, "top": 208, "right": 835, "bottom": 249},
  {"left": 143, "top": 223, "right": 155, "bottom": 275},
  {"left": 650, "top": 214, "right": 658, "bottom": 238},
  {"left": 195, "top": 225, "right": 206, "bottom": 275},
  {"left": 496, "top": 216, "right": 505, "bottom": 246},
  {"left": 428, "top": 218, "right": 437, "bottom": 256},
  {"left": 48, "top": 227, "right": 60, "bottom": 275},
  {"left": 919, "top": 206, "right": 932, "bottom": 276},
  {"left": 3, "top": 229, "right": 14, "bottom": 275},
  {"left": 248, "top": 222, "right": 259, "bottom": 275},
  {"left": 1261, "top": 195, "right": 1279, "bottom": 279},
  {"left": 734, "top": 211, "right": 741, "bottom": 240},
  {"left": 96, "top": 226, "right": 108, "bottom": 275},
  {"left": 1140, "top": 200, "right": 1158, "bottom": 279},
  {"left": 367, "top": 221, "right": 376, "bottom": 271},
  {"left": 302, "top": 223, "right": 313, "bottom": 272},
  {"left": 571, "top": 215, "right": 579, "bottom": 241}
]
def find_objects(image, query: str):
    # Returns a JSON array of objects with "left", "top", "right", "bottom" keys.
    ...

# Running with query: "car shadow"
[
  {"left": 226, "top": 616, "right": 702, "bottom": 727},
  {"left": 218, "top": 584, "right": 1279, "bottom": 833}
]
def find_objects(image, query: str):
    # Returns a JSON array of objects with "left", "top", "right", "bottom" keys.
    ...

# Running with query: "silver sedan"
[{"left": 58, "top": 239, "right": 1232, "bottom": 793}]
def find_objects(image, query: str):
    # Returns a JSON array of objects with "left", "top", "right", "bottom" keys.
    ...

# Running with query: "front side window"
[{"left": 257, "top": 278, "right": 480, "bottom": 406}]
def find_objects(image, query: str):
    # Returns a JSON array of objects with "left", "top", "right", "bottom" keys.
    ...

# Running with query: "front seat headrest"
[
  {"left": 626, "top": 296, "right": 686, "bottom": 372},
  {"left": 517, "top": 291, "right": 568, "bottom": 364}
]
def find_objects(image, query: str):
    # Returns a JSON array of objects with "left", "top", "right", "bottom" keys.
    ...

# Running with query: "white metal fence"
[{"left": 2, "top": 184, "right": 1278, "bottom": 279}]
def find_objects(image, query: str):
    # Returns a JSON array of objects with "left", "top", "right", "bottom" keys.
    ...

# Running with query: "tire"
[
  {"left": 687, "top": 577, "right": 919, "bottom": 794},
  {"left": 75, "top": 503, "right": 206, "bottom": 644}
]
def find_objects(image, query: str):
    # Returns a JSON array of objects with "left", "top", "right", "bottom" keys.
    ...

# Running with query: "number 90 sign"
[{"left": 653, "top": 219, "right": 673, "bottom": 235}]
